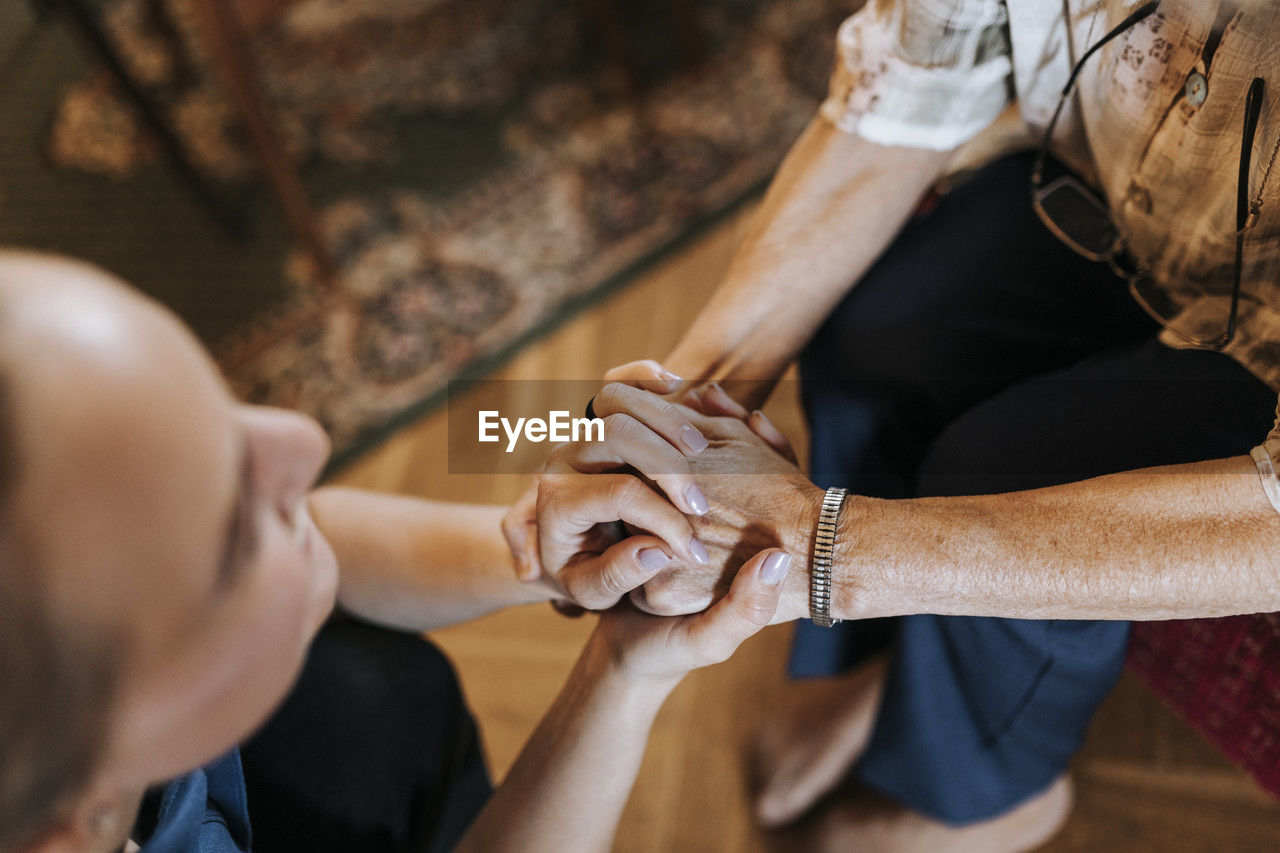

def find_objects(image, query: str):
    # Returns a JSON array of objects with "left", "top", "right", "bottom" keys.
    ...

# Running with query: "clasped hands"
[{"left": 503, "top": 362, "right": 823, "bottom": 645}]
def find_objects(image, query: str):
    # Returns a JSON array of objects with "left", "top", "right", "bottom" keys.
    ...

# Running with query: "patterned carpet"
[{"left": 0, "top": 0, "right": 858, "bottom": 467}]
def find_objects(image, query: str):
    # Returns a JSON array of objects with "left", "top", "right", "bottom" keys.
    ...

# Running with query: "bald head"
[
  {"left": 0, "top": 252, "right": 336, "bottom": 852},
  {"left": 0, "top": 252, "right": 235, "bottom": 637},
  {"left": 0, "top": 253, "right": 143, "bottom": 852}
]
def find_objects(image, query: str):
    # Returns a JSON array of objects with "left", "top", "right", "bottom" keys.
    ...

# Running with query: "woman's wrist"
[
  {"left": 776, "top": 482, "right": 825, "bottom": 622},
  {"left": 500, "top": 541, "right": 566, "bottom": 608},
  {"left": 578, "top": 628, "right": 682, "bottom": 712},
  {"left": 780, "top": 485, "right": 908, "bottom": 623}
]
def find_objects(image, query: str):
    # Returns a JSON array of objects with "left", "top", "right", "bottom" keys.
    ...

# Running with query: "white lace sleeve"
[
  {"left": 820, "top": 0, "right": 1015, "bottom": 150},
  {"left": 1251, "top": 395, "right": 1280, "bottom": 515}
]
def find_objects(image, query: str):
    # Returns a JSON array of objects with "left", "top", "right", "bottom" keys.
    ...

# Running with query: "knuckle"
[
  {"left": 597, "top": 381, "right": 631, "bottom": 408},
  {"left": 565, "top": 574, "right": 605, "bottom": 610},
  {"left": 641, "top": 575, "right": 701, "bottom": 616},
  {"left": 629, "top": 586, "right": 666, "bottom": 615},
  {"left": 603, "top": 413, "right": 640, "bottom": 445},
  {"left": 545, "top": 443, "right": 570, "bottom": 469},
  {"left": 650, "top": 394, "right": 678, "bottom": 421},
  {"left": 658, "top": 401, "right": 695, "bottom": 435},
  {"left": 607, "top": 475, "right": 645, "bottom": 507},
  {"left": 716, "top": 414, "right": 752, "bottom": 438},
  {"left": 598, "top": 561, "right": 633, "bottom": 597},
  {"left": 534, "top": 479, "right": 561, "bottom": 510},
  {"left": 638, "top": 578, "right": 681, "bottom": 616},
  {"left": 738, "top": 594, "right": 776, "bottom": 627},
  {"left": 661, "top": 446, "right": 692, "bottom": 475},
  {"left": 644, "top": 598, "right": 688, "bottom": 618}
]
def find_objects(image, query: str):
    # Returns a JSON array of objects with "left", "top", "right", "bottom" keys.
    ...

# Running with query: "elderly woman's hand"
[
  {"left": 512, "top": 381, "right": 719, "bottom": 611},
  {"left": 501, "top": 373, "right": 809, "bottom": 614},
  {"left": 621, "top": 401, "right": 819, "bottom": 623}
]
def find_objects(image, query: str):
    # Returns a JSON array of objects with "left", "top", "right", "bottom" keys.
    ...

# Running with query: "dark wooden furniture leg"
[
  {"left": 45, "top": 0, "right": 247, "bottom": 238},
  {"left": 188, "top": 0, "right": 336, "bottom": 284}
]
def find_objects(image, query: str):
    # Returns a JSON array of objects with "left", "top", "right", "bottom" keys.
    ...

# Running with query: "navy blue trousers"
[
  {"left": 240, "top": 619, "right": 491, "bottom": 852},
  {"left": 792, "top": 152, "right": 1277, "bottom": 823}
]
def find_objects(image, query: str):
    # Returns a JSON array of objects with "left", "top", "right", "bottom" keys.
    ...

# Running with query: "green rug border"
[{"left": 320, "top": 180, "right": 769, "bottom": 481}]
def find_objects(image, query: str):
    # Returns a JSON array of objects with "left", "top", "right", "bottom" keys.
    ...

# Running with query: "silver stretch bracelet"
[{"left": 810, "top": 486, "right": 848, "bottom": 628}]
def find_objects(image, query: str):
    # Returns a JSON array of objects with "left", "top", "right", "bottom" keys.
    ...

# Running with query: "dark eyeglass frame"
[{"left": 1030, "top": 0, "right": 1265, "bottom": 351}]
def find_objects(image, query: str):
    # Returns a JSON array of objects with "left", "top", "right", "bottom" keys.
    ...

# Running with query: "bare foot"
[
  {"left": 793, "top": 775, "right": 1074, "bottom": 853},
  {"left": 752, "top": 654, "right": 888, "bottom": 828}
]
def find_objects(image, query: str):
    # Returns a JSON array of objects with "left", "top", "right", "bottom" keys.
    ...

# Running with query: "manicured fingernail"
[
  {"left": 689, "top": 537, "right": 709, "bottom": 564},
  {"left": 760, "top": 552, "right": 793, "bottom": 585},
  {"left": 681, "top": 424, "right": 709, "bottom": 453},
  {"left": 754, "top": 410, "right": 784, "bottom": 438},
  {"left": 637, "top": 548, "right": 673, "bottom": 571},
  {"left": 685, "top": 484, "right": 709, "bottom": 515},
  {"left": 659, "top": 367, "right": 682, "bottom": 381}
]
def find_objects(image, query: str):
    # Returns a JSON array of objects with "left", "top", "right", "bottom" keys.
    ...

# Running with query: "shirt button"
[
  {"left": 1186, "top": 72, "right": 1208, "bottom": 107},
  {"left": 1127, "top": 182, "right": 1153, "bottom": 214}
]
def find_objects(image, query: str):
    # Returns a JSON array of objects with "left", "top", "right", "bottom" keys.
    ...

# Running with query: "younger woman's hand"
[{"left": 594, "top": 548, "right": 793, "bottom": 685}]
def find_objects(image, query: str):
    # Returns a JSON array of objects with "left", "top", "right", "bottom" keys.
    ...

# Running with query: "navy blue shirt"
[{"left": 138, "top": 750, "right": 251, "bottom": 853}]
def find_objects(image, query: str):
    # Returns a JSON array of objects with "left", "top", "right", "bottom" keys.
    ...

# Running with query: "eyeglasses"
[{"left": 1031, "top": 0, "right": 1266, "bottom": 351}]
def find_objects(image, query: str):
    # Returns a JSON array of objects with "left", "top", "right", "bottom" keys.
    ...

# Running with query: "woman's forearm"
[
  {"left": 827, "top": 456, "right": 1280, "bottom": 621},
  {"left": 458, "top": 546, "right": 789, "bottom": 851},
  {"left": 664, "top": 118, "right": 951, "bottom": 403},
  {"left": 457, "top": 633, "right": 675, "bottom": 853},
  {"left": 310, "top": 487, "right": 549, "bottom": 631}
]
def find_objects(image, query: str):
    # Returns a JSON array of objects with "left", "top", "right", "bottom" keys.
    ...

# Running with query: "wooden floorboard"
[{"left": 332, "top": 205, "right": 1280, "bottom": 850}]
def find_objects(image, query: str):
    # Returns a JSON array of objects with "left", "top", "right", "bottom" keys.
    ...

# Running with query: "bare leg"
[
  {"left": 752, "top": 654, "right": 888, "bottom": 828},
  {"left": 787, "top": 775, "right": 1073, "bottom": 853}
]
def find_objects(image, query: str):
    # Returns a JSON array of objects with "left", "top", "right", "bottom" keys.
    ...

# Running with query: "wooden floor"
[{"left": 332, "top": 206, "right": 1280, "bottom": 850}]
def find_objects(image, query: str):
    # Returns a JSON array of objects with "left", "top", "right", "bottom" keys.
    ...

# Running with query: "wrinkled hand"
[
  {"left": 501, "top": 359, "right": 688, "bottom": 590},
  {"left": 501, "top": 364, "right": 798, "bottom": 614},
  {"left": 598, "top": 547, "right": 794, "bottom": 684},
  {"left": 613, "top": 398, "right": 819, "bottom": 623},
  {"left": 502, "top": 365, "right": 715, "bottom": 611}
]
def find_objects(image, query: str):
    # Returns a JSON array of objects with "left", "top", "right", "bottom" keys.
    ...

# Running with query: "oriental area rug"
[{"left": 0, "top": 0, "right": 859, "bottom": 468}]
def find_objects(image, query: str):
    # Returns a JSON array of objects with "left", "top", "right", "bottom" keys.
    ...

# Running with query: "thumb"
[
  {"left": 502, "top": 482, "right": 542, "bottom": 582},
  {"left": 603, "top": 359, "right": 684, "bottom": 395},
  {"left": 675, "top": 548, "right": 792, "bottom": 668}
]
